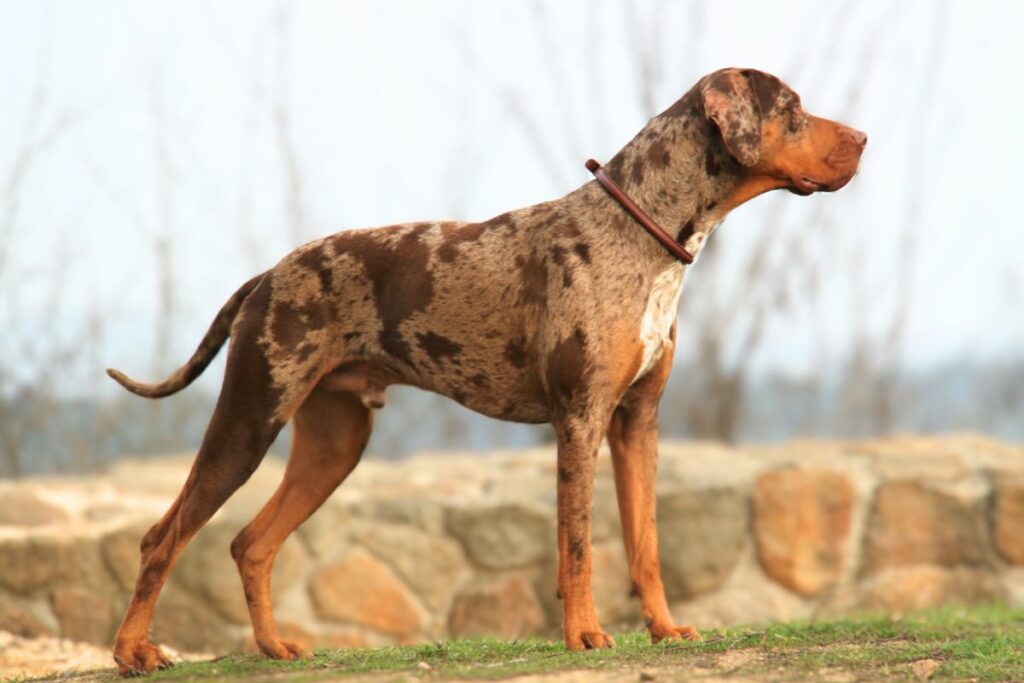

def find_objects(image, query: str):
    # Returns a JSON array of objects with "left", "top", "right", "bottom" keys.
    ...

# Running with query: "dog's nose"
[{"left": 848, "top": 128, "right": 867, "bottom": 148}]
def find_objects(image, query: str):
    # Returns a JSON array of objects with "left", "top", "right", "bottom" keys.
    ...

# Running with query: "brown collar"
[{"left": 586, "top": 159, "right": 695, "bottom": 265}]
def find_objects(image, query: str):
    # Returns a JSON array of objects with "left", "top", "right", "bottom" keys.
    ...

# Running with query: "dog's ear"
[{"left": 701, "top": 70, "right": 761, "bottom": 167}]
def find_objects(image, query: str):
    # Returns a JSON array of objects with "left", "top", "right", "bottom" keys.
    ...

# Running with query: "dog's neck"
[{"left": 595, "top": 95, "right": 747, "bottom": 268}]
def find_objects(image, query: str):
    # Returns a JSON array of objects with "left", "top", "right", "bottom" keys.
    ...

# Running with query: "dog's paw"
[
  {"left": 566, "top": 630, "right": 616, "bottom": 650},
  {"left": 257, "top": 638, "right": 311, "bottom": 661},
  {"left": 649, "top": 623, "right": 702, "bottom": 644},
  {"left": 114, "top": 641, "right": 174, "bottom": 677}
]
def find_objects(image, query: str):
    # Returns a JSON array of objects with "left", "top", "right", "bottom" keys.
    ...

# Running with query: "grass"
[{"left": 32, "top": 604, "right": 1024, "bottom": 682}]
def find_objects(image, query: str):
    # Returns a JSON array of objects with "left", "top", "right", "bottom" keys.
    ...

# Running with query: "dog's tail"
[{"left": 107, "top": 273, "right": 265, "bottom": 399}]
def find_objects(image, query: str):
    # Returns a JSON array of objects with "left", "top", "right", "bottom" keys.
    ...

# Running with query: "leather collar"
[{"left": 585, "top": 159, "right": 695, "bottom": 265}]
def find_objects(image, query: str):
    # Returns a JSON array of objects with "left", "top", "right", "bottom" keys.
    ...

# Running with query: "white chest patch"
[{"left": 632, "top": 262, "right": 686, "bottom": 383}]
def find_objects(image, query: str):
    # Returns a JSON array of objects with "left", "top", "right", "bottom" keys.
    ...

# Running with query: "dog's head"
[{"left": 697, "top": 67, "right": 866, "bottom": 196}]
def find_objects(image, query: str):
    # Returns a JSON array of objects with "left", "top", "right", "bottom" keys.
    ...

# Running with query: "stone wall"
[{"left": 1, "top": 435, "right": 1022, "bottom": 653}]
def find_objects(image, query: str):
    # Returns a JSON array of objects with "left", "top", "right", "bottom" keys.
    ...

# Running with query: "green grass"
[{"left": 35, "top": 604, "right": 1024, "bottom": 682}]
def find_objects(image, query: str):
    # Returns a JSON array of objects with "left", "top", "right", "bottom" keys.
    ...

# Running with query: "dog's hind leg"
[
  {"left": 112, "top": 285, "right": 299, "bottom": 676},
  {"left": 230, "top": 388, "right": 371, "bottom": 660}
]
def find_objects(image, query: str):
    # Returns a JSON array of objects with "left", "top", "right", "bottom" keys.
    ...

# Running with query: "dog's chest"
[{"left": 632, "top": 262, "right": 685, "bottom": 383}]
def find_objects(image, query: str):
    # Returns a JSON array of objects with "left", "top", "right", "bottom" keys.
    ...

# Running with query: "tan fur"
[{"left": 107, "top": 68, "right": 865, "bottom": 674}]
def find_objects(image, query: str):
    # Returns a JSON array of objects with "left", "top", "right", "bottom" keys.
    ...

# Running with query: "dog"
[{"left": 107, "top": 67, "right": 865, "bottom": 675}]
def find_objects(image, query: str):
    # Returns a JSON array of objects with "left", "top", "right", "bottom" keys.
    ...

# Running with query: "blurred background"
[{"left": 1, "top": 0, "right": 1022, "bottom": 477}]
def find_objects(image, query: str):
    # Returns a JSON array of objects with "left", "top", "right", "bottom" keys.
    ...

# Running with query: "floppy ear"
[{"left": 701, "top": 70, "right": 761, "bottom": 167}]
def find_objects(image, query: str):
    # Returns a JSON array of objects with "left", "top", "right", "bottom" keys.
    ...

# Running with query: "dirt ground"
[{"left": 0, "top": 632, "right": 859, "bottom": 683}]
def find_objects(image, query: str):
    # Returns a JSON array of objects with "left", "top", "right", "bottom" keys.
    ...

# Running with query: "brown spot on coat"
[
  {"left": 677, "top": 219, "right": 696, "bottom": 243},
  {"left": 602, "top": 155, "right": 627, "bottom": 183},
  {"left": 746, "top": 69, "right": 782, "bottom": 115},
  {"left": 437, "top": 222, "right": 486, "bottom": 263},
  {"left": 486, "top": 212, "right": 516, "bottom": 231},
  {"left": 555, "top": 215, "right": 582, "bottom": 239},
  {"left": 516, "top": 253, "right": 548, "bottom": 307},
  {"left": 630, "top": 158, "right": 645, "bottom": 185},
  {"left": 415, "top": 331, "right": 462, "bottom": 363},
  {"left": 702, "top": 71, "right": 761, "bottom": 166},
  {"left": 572, "top": 243, "right": 591, "bottom": 264},
  {"left": 504, "top": 339, "right": 528, "bottom": 368},
  {"left": 546, "top": 327, "right": 591, "bottom": 404},
  {"left": 296, "top": 247, "right": 334, "bottom": 292},
  {"left": 337, "top": 226, "right": 435, "bottom": 363},
  {"left": 270, "top": 300, "right": 325, "bottom": 354},
  {"left": 568, "top": 537, "right": 586, "bottom": 563},
  {"left": 648, "top": 139, "right": 671, "bottom": 168},
  {"left": 705, "top": 150, "right": 721, "bottom": 176}
]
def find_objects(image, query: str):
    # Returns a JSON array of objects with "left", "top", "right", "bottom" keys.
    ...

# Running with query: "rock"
[
  {"left": 108, "top": 455, "right": 195, "bottom": 498},
  {"left": 589, "top": 477, "right": 623, "bottom": 542},
  {"left": 657, "top": 487, "right": 748, "bottom": 599},
  {"left": 672, "top": 568, "right": 811, "bottom": 628},
  {"left": 296, "top": 499, "right": 355, "bottom": 560},
  {"left": 85, "top": 504, "right": 131, "bottom": 522},
  {"left": 0, "top": 537, "right": 67, "bottom": 594},
  {"left": 753, "top": 469, "right": 854, "bottom": 596},
  {"left": 100, "top": 523, "right": 150, "bottom": 592},
  {"left": 150, "top": 582, "right": 235, "bottom": 653},
  {"left": 589, "top": 541, "right": 635, "bottom": 626},
  {"left": 0, "top": 490, "right": 68, "bottom": 526},
  {"left": 860, "top": 566, "right": 1001, "bottom": 612},
  {"left": 174, "top": 521, "right": 305, "bottom": 625},
  {"left": 51, "top": 587, "right": 115, "bottom": 644},
  {"left": 992, "top": 477, "right": 1024, "bottom": 565},
  {"left": 0, "top": 536, "right": 106, "bottom": 595},
  {"left": 861, "top": 481, "right": 991, "bottom": 575},
  {"left": 350, "top": 521, "right": 470, "bottom": 611},
  {"left": 309, "top": 548, "right": 422, "bottom": 636},
  {"left": 0, "top": 593, "right": 56, "bottom": 637},
  {"left": 448, "top": 576, "right": 545, "bottom": 639},
  {"left": 349, "top": 497, "right": 448, "bottom": 534},
  {"left": 446, "top": 502, "right": 553, "bottom": 570}
]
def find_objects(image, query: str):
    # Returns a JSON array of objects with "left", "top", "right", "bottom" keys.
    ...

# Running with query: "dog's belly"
[
  {"left": 632, "top": 262, "right": 685, "bottom": 384},
  {"left": 321, "top": 355, "right": 551, "bottom": 424},
  {"left": 458, "top": 390, "right": 550, "bottom": 424},
  {"left": 415, "top": 364, "right": 551, "bottom": 424}
]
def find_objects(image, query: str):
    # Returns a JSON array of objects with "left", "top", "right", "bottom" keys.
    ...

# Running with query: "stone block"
[
  {"left": 448, "top": 575, "right": 544, "bottom": 639},
  {"left": 862, "top": 481, "right": 991, "bottom": 575},
  {"left": 657, "top": 486, "right": 748, "bottom": 599},
  {"left": 309, "top": 548, "right": 422, "bottom": 636},
  {"left": 753, "top": 469, "right": 854, "bottom": 596},
  {"left": 446, "top": 502, "right": 553, "bottom": 570}
]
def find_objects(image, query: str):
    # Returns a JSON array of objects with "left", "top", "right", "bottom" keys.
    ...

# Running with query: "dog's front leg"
[
  {"left": 607, "top": 339, "right": 701, "bottom": 644},
  {"left": 555, "top": 415, "right": 615, "bottom": 650}
]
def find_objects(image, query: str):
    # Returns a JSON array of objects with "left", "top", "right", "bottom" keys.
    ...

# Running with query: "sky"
[{"left": 0, "top": 0, "right": 1022, "bottom": 397}]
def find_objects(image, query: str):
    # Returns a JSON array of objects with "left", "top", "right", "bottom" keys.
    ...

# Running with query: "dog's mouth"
[
  {"left": 790, "top": 176, "right": 827, "bottom": 195},
  {"left": 789, "top": 172, "right": 857, "bottom": 195}
]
